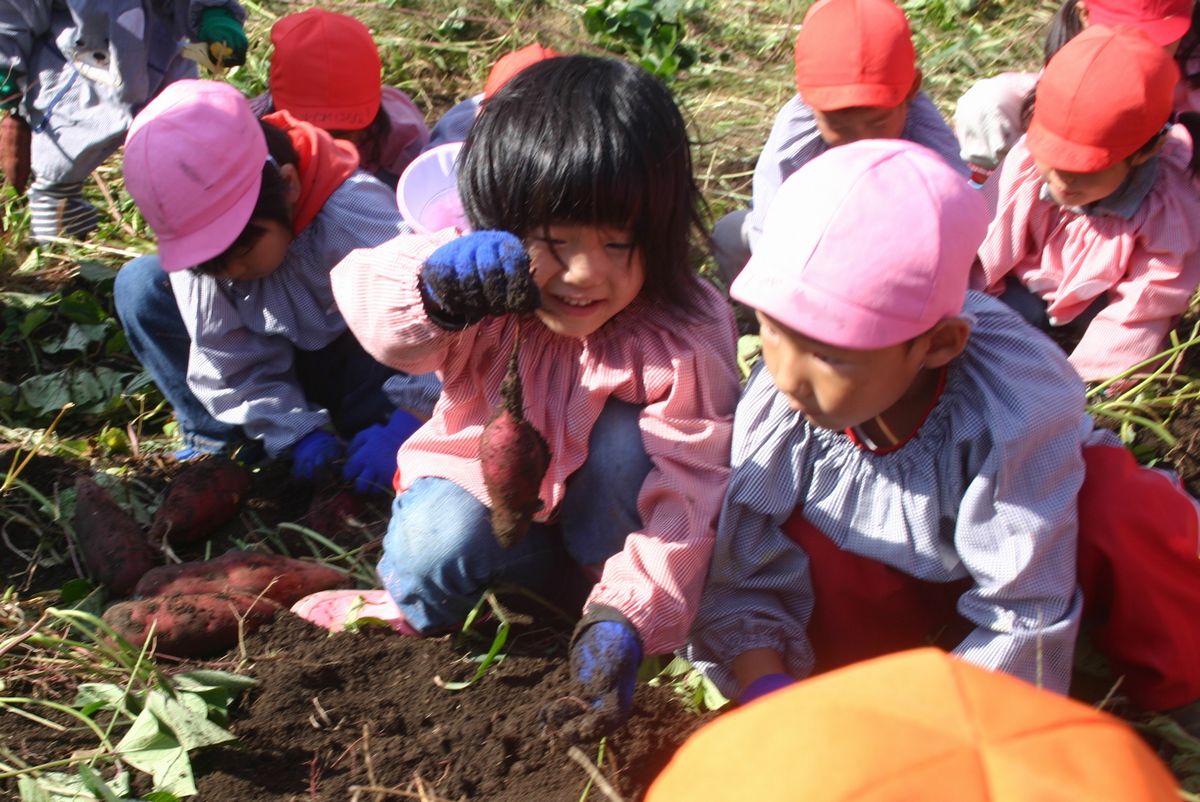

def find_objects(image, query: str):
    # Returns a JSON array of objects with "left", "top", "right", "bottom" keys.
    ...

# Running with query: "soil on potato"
[{"left": 192, "top": 614, "right": 709, "bottom": 802}]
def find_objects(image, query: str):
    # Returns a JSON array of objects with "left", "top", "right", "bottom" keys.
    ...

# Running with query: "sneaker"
[{"left": 290, "top": 589, "right": 421, "bottom": 636}]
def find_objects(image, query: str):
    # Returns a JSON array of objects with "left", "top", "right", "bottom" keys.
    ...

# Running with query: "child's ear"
[
  {"left": 278, "top": 163, "right": 302, "bottom": 208},
  {"left": 1076, "top": 1, "right": 1090, "bottom": 26},
  {"left": 920, "top": 316, "right": 970, "bottom": 368},
  {"left": 1130, "top": 135, "right": 1167, "bottom": 166}
]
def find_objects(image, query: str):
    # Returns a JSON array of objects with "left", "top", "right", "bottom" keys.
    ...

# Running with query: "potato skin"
[
  {"left": 148, "top": 459, "right": 251, "bottom": 545},
  {"left": 73, "top": 477, "right": 160, "bottom": 596},
  {"left": 102, "top": 591, "right": 281, "bottom": 657},
  {"left": 134, "top": 551, "right": 349, "bottom": 607}
]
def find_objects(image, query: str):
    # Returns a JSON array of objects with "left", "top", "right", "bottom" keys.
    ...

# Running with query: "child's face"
[
  {"left": 219, "top": 220, "right": 293, "bottom": 281},
  {"left": 813, "top": 103, "right": 908, "bottom": 148},
  {"left": 756, "top": 310, "right": 927, "bottom": 431},
  {"left": 526, "top": 224, "right": 645, "bottom": 338},
  {"left": 1034, "top": 157, "right": 1134, "bottom": 208}
]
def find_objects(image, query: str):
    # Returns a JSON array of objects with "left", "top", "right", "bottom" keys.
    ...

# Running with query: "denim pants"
[
  {"left": 113, "top": 254, "right": 397, "bottom": 454},
  {"left": 378, "top": 398, "right": 653, "bottom": 632}
]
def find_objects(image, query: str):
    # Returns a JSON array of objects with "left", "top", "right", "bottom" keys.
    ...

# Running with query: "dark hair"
[
  {"left": 1043, "top": 0, "right": 1085, "bottom": 64},
  {"left": 192, "top": 121, "right": 299, "bottom": 276},
  {"left": 458, "top": 55, "right": 708, "bottom": 314},
  {"left": 1175, "top": 4, "right": 1200, "bottom": 89}
]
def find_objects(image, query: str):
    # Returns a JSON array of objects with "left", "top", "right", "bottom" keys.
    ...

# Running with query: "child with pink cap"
[
  {"left": 687, "top": 138, "right": 1200, "bottom": 731},
  {"left": 113, "top": 80, "right": 437, "bottom": 491},
  {"left": 710, "top": 0, "right": 966, "bottom": 287},
  {"left": 955, "top": 0, "right": 1196, "bottom": 178},
  {"left": 249, "top": 8, "right": 430, "bottom": 189},
  {"left": 976, "top": 25, "right": 1200, "bottom": 381}
]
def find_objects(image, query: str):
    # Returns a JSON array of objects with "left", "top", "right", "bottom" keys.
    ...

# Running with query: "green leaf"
[
  {"left": 42, "top": 323, "right": 111, "bottom": 354},
  {"left": 19, "top": 306, "right": 51, "bottom": 337},
  {"left": 60, "top": 290, "right": 108, "bottom": 325},
  {"left": 144, "top": 689, "right": 238, "bottom": 751},
  {"left": 18, "top": 371, "right": 73, "bottom": 416},
  {"left": 59, "top": 578, "right": 97, "bottom": 605},
  {"left": 0, "top": 290, "right": 55, "bottom": 310},
  {"left": 16, "top": 768, "right": 130, "bottom": 802},
  {"left": 76, "top": 764, "right": 128, "bottom": 802},
  {"left": 77, "top": 262, "right": 118, "bottom": 286},
  {"left": 74, "top": 682, "right": 134, "bottom": 716}
]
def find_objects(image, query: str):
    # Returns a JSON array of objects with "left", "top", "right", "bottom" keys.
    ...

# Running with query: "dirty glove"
[
  {"left": 543, "top": 617, "right": 642, "bottom": 742},
  {"left": 738, "top": 672, "right": 795, "bottom": 705},
  {"left": 0, "top": 112, "right": 30, "bottom": 193},
  {"left": 342, "top": 409, "right": 423, "bottom": 494},
  {"left": 419, "top": 230, "right": 540, "bottom": 330},
  {"left": 196, "top": 7, "right": 248, "bottom": 68},
  {"left": 291, "top": 429, "right": 343, "bottom": 481}
]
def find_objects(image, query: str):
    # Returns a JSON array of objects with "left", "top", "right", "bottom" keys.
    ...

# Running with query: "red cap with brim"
[
  {"left": 794, "top": 0, "right": 916, "bottom": 111},
  {"left": 1085, "top": 0, "right": 1194, "bottom": 46},
  {"left": 483, "top": 44, "right": 562, "bottom": 100},
  {"left": 1026, "top": 25, "right": 1179, "bottom": 172}
]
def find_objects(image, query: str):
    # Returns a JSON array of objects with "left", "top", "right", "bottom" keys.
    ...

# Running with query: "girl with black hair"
[
  {"left": 308, "top": 55, "right": 741, "bottom": 741},
  {"left": 113, "top": 80, "right": 437, "bottom": 489}
]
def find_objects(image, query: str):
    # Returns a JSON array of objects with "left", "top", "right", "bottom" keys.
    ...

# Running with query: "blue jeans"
[
  {"left": 114, "top": 254, "right": 399, "bottom": 454},
  {"left": 378, "top": 398, "right": 653, "bottom": 632}
]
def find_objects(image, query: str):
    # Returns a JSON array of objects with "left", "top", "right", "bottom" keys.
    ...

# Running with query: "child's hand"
[
  {"left": 196, "top": 7, "right": 248, "bottom": 68},
  {"left": 342, "top": 410, "right": 423, "bottom": 494},
  {"left": 542, "top": 619, "right": 642, "bottom": 742},
  {"left": 419, "top": 231, "right": 540, "bottom": 330},
  {"left": 291, "top": 430, "right": 343, "bottom": 482}
]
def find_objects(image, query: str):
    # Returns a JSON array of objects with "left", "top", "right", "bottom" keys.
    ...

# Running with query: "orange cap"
[
  {"left": 793, "top": 0, "right": 916, "bottom": 111},
  {"left": 1028, "top": 25, "right": 1180, "bottom": 172},
  {"left": 482, "top": 43, "right": 562, "bottom": 100},
  {"left": 269, "top": 9, "right": 382, "bottom": 132},
  {"left": 646, "top": 649, "right": 1180, "bottom": 802}
]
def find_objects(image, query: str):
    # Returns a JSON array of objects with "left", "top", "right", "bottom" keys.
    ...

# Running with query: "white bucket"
[{"left": 395, "top": 142, "right": 469, "bottom": 235}]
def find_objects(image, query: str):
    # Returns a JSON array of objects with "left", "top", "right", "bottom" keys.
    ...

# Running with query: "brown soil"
[{"left": 192, "top": 615, "right": 709, "bottom": 801}]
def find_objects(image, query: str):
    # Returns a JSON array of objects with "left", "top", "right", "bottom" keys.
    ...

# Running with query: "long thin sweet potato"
[
  {"left": 148, "top": 458, "right": 251, "bottom": 545},
  {"left": 479, "top": 335, "right": 550, "bottom": 548},
  {"left": 134, "top": 550, "right": 348, "bottom": 607},
  {"left": 72, "top": 477, "right": 160, "bottom": 595},
  {"left": 102, "top": 591, "right": 281, "bottom": 657}
]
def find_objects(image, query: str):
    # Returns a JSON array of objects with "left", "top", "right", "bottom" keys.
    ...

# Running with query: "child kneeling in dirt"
[
  {"left": 710, "top": 0, "right": 966, "bottom": 287},
  {"left": 687, "top": 139, "right": 1200, "bottom": 730},
  {"left": 249, "top": 8, "right": 430, "bottom": 189},
  {"left": 113, "top": 80, "right": 437, "bottom": 492},
  {"left": 296, "top": 55, "right": 741, "bottom": 742}
]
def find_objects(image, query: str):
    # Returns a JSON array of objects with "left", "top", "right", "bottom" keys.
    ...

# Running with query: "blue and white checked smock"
[
  {"left": 687, "top": 293, "right": 1089, "bottom": 697},
  {"left": 168, "top": 172, "right": 406, "bottom": 456},
  {"left": 744, "top": 91, "right": 968, "bottom": 251}
]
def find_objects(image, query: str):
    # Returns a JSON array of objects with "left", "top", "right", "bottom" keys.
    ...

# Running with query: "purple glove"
[
  {"left": 738, "top": 672, "right": 795, "bottom": 705},
  {"left": 342, "top": 409, "right": 423, "bottom": 494},
  {"left": 418, "top": 230, "right": 539, "bottom": 329},
  {"left": 543, "top": 619, "right": 642, "bottom": 742},
  {"left": 291, "top": 430, "right": 343, "bottom": 481}
]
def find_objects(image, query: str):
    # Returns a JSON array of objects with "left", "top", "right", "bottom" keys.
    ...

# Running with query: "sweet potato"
[
  {"left": 148, "top": 458, "right": 251, "bottom": 545},
  {"left": 72, "top": 477, "right": 160, "bottom": 595},
  {"left": 102, "top": 591, "right": 281, "bottom": 657},
  {"left": 134, "top": 550, "right": 348, "bottom": 607},
  {"left": 479, "top": 338, "right": 550, "bottom": 548}
]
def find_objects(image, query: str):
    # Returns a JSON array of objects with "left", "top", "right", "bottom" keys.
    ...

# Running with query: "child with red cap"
[
  {"left": 687, "top": 137, "right": 1200, "bottom": 730},
  {"left": 976, "top": 25, "right": 1200, "bottom": 381},
  {"left": 249, "top": 8, "right": 430, "bottom": 189},
  {"left": 955, "top": 0, "right": 1196, "bottom": 178},
  {"left": 112, "top": 80, "right": 436, "bottom": 491},
  {"left": 711, "top": 0, "right": 966, "bottom": 287},
  {"left": 0, "top": 0, "right": 248, "bottom": 243},
  {"left": 423, "top": 43, "right": 561, "bottom": 150},
  {"left": 648, "top": 649, "right": 1182, "bottom": 802}
]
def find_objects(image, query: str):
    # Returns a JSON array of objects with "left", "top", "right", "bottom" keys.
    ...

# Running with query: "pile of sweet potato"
[{"left": 71, "top": 460, "right": 348, "bottom": 657}]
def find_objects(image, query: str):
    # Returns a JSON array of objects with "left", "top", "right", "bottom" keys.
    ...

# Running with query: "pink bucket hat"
[
  {"left": 731, "top": 139, "right": 987, "bottom": 349},
  {"left": 124, "top": 80, "right": 267, "bottom": 272}
]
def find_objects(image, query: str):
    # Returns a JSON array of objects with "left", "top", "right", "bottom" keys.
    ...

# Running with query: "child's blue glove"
[
  {"left": 543, "top": 618, "right": 642, "bottom": 742},
  {"left": 418, "top": 231, "right": 540, "bottom": 330},
  {"left": 738, "top": 672, "right": 795, "bottom": 705},
  {"left": 196, "top": 7, "right": 248, "bottom": 67},
  {"left": 291, "top": 429, "right": 343, "bottom": 481},
  {"left": 342, "top": 409, "right": 423, "bottom": 494}
]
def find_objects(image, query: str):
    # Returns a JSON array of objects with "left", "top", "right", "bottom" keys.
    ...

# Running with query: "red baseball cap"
[
  {"left": 794, "top": 0, "right": 916, "bottom": 111},
  {"left": 269, "top": 9, "right": 382, "bottom": 131},
  {"left": 1085, "top": 0, "right": 1194, "bottom": 46},
  {"left": 482, "top": 44, "right": 562, "bottom": 100},
  {"left": 1027, "top": 25, "right": 1179, "bottom": 172}
]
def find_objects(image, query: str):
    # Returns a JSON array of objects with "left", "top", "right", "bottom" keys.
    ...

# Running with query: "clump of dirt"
[{"left": 193, "top": 615, "right": 710, "bottom": 801}]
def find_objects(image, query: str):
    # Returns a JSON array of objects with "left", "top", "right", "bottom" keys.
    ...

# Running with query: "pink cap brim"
[{"left": 157, "top": 173, "right": 262, "bottom": 272}]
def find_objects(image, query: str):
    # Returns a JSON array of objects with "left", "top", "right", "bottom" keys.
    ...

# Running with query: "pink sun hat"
[
  {"left": 731, "top": 139, "right": 987, "bottom": 349},
  {"left": 123, "top": 80, "right": 267, "bottom": 272}
]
